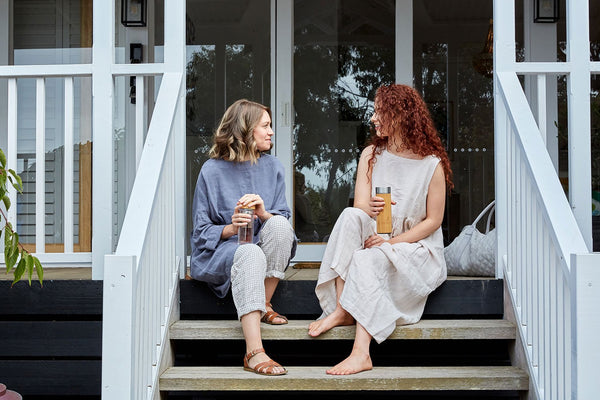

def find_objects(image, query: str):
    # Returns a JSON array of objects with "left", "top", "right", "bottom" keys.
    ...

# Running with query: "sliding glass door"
[{"left": 277, "top": 0, "right": 396, "bottom": 260}]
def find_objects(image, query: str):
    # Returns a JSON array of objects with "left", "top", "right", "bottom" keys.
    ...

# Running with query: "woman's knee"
[
  {"left": 340, "top": 206, "right": 369, "bottom": 221},
  {"left": 231, "top": 244, "right": 267, "bottom": 279},
  {"left": 261, "top": 215, "right": 295, "bottom": 242},
  {"left": 264, "top": 215, "right": 293, "bottom": 233}
]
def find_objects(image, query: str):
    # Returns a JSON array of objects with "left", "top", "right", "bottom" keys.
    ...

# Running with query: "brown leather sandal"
[
  {"left": 243, "top": 348, "right": 287, "bottom": 376},
  {"left": 260, "top": 302, "right": 288, "bottom": 325}
]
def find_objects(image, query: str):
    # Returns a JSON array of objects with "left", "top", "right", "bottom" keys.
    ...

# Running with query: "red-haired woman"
[{"left": 308, "top": 84, "right": 453, "bottom": 375}]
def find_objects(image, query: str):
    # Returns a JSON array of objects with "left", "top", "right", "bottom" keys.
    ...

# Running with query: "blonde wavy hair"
[{"left": 209, "top": 99, "right": 271, "bottom": 163}]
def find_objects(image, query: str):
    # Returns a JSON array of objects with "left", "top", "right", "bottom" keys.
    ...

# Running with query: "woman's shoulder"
[
  {"left": 259, "top": 153, "right": 284, "bottom": 170},
  {"left": 359, "top": 145, "right": 376, "bottom": 161}
]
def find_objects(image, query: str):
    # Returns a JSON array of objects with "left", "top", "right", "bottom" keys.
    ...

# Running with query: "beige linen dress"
[{"left": 314, "top": 150, "right": 447, "bottom": 343}]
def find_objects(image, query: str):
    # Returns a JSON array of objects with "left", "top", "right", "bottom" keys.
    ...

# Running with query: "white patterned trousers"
[{"left": 231, "top": 215, "right": 295, "bottom": 319}]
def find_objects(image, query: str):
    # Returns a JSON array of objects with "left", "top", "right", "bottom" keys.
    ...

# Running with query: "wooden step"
[
  {"left": 170, "top": 319, "right": 516, "bottom": 341},
  {"left": 160, "top": 366, "right": 528, "bottom": 391}
]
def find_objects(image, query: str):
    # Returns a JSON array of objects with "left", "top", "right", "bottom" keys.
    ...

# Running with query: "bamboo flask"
[{"left": 376, "top": 186, "right": 392, "bottom": 234}]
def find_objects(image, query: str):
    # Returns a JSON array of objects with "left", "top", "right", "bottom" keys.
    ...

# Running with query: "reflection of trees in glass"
[
  {"left": 457, "top": 45, "right": 494, "bottom": 149},
  {"left": 187, "top": 46, "right": 216, "bottom": 141},
  {"left": 293, "top": 43, "right": 393, "bottom": 240},
  {"left": 186, "top": 45, "right": 260, "bottom": 168},
  {"left": 416, "top": 44, "right": 449, "bottom": 139}
]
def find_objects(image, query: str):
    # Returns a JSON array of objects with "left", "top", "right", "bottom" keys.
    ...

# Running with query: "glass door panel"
[
  {"left": 185, "top": 0, "right": 271, "bottom": 253},
  {"left": 292, "top": 0, "right": 394, "bottom": 245}
]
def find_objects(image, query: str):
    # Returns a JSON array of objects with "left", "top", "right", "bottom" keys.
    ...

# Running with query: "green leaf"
[
  {"left": 34, "top": 257, "right": 43, "bottom": 286},
  {"left": 11, "top": 256, "right": 26, "bottom": 286},
  {"left": 0, "top": 149, "right": 6, "bottom": 168},
  {"left": 4, "top": 230, "right": 15, "bottom": 273},
  {"left": 0, "top": 171, "right": 6, "bottom": 192},
  {"left": 8, "top": 243, "right": 19, "bottom": 271},
  {"left": 8, "top": 170, "right": 22, "bottom": 193},
  {"left": 4, "top": 229, "right": 12, "bottom": 258},
  {"left": 11, "top": 231, "right": 19, "bottom": 255},
  {"left": 26, "top": 253, "right": 34, "bottom": 286},
  {"left": 8, "top": 231, "right": 20, "bottom": 269},
  {"left": 2, "top": 195, "right": 11, "bottom": 211}
]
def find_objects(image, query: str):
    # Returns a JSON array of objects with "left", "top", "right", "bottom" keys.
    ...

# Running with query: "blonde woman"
[{"left": 191, "top": 99, "right": 296, "bottom": 375}]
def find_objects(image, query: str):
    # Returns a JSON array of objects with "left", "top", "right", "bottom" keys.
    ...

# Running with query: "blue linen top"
[{"left": 190, "top": 154, "right": 293, "bottom": 298}]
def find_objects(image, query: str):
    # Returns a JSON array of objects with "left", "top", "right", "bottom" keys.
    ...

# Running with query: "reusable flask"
[
  {"left": 237, "top": 206, "right": 255, "bottom": 245},
  {"left": 376, "top": 186, "right": 392, "bottom": 234}
]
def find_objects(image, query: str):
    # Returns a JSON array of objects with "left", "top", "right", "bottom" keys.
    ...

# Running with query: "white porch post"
[
  {"left": 164, "top": 0, "right": 186, "bottom": 276},
  {"left": 92, "top": 0, "right": 115, "bottom": 279},
  {"left": 0, "top": 0, "right": 10, "bottom": 151},
  {"left": 493, "top": 0, "right": 516, "bottom": 279},
  {"left": 566, "top": 0, "right": 592, "bottom": 250}
]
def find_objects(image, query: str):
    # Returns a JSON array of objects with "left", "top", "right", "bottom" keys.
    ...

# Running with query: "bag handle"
[
  {"left": 485, "top": 204, "right": 495, "bottom": 233},
  {"left": 472, "top": 200, "right": 496, "bottom": 231}
]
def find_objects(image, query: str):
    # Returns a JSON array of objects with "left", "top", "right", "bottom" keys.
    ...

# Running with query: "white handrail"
[
  {"left": 498, "top": 71, "right": 588, "bottom": 273},
  {"left": 0, "top": 64, "right": 92, "bottom": 77},
  {"left": 102, "top": 71, "right": 183, "bottom": 400},
  {"left": 497, "top": 71, "right": 600, "bottom": 399}
]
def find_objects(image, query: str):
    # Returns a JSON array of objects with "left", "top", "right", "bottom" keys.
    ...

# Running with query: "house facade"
[{"left": 1, "top": 0, "right": 599, "bottom": 399}]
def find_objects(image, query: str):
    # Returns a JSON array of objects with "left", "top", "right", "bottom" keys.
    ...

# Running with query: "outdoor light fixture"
[
  {"left": 534, "top": 0, "right": 559, "bottom": 23},
  {"left": 122, "top": 0, "right": 147, "bottom": 27}
]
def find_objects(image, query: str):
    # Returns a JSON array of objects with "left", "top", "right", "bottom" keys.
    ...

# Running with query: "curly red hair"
[{"left": 368, "top": 84, "right": 453, "bottom": 190}]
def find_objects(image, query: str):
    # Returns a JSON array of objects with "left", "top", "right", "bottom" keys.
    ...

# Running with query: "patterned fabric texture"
[
  {"left": 444, "top": 201, "right": 496, "bottom": 277},
  {"left": 231, "top": 215, "right": 295, "bottom": 319}
]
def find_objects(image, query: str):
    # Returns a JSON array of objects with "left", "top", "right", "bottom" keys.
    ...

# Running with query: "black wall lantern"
[
  {"left": 534, "top": 0, "right": 559, "bottom": 23},
  {"left": 122, "top": 0, "right": 147, "bottom": 27}
]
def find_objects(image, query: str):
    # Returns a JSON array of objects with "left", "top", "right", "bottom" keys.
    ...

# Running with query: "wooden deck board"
[
  {"left": 160, "top": 366, "right": 529, "bottom": 391},
  {"left": 1, "top": 265, "right": 496, "bottom": 281},
  {"left": 170, "top": 319, "right": 516, "bottom": 340},
  {"left": 0, "top": 267, "right": 91, "bottom": 281}
]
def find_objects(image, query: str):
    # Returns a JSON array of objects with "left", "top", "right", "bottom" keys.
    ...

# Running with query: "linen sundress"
[{"left": 314, "top": 149, "right": 447, "bottom": 343}]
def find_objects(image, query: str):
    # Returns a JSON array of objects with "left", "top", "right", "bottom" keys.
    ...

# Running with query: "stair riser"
[
  {"left": 180, "top": 279, "right": 504, "bottom": 319},
  {"left": 173, "top": 339, "right": 513, "bottom": 367}
]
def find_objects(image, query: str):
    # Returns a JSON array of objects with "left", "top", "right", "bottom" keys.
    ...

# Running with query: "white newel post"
[
  {"left": 571, "top": 253, "right": 600, "bottom": 399},
  {"left": 164, "top": 0, "right": 186, "bottom": 277},
  {"left": 92, "top": 0, "right": 116, "bottom": 279},
  {"left": 102, "top": 255, "right": 136, "bottom": 398}
]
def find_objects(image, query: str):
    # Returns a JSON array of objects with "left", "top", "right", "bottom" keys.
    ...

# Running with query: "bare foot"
[
  {"left": 326, "top": 351, "right": 372, "bottom": 375},
  {"left": 246, "top": 351, "right": 286, "bottom": 375},
  {"left": 308, "top": 308, "right": 354, "bottom": 337}
]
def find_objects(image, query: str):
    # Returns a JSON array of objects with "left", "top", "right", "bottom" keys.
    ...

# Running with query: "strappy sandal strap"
[
  {"left": 244, "top": 348, "right": 265, "bottom": 363},
  {"left": 254, "top": 359, "right": 286, "bottom": 375},
  {"left": 262, "top": 303, "right": 288, "bottom": 325}
]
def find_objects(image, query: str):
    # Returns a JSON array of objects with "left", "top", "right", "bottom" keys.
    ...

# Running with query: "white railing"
[
  {"left": 1, "top": 65, "right": 93, "bottom": 264},
  {"left": 102, "top": 71, "right": 183, "bottom": 400},
  {"left": 0, "top": 63, "right": 162, "bottom": 267},
  {"left": 497, "top": 71, "right": 600, "bottom": 399}
]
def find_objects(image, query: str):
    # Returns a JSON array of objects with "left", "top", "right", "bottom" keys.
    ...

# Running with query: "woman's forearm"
[
  {"left": 388, "top": 218, "right": 440, "bottom": 245},
  {"left": 220, "top": 224, "right": 237, "bottom": 240}
]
